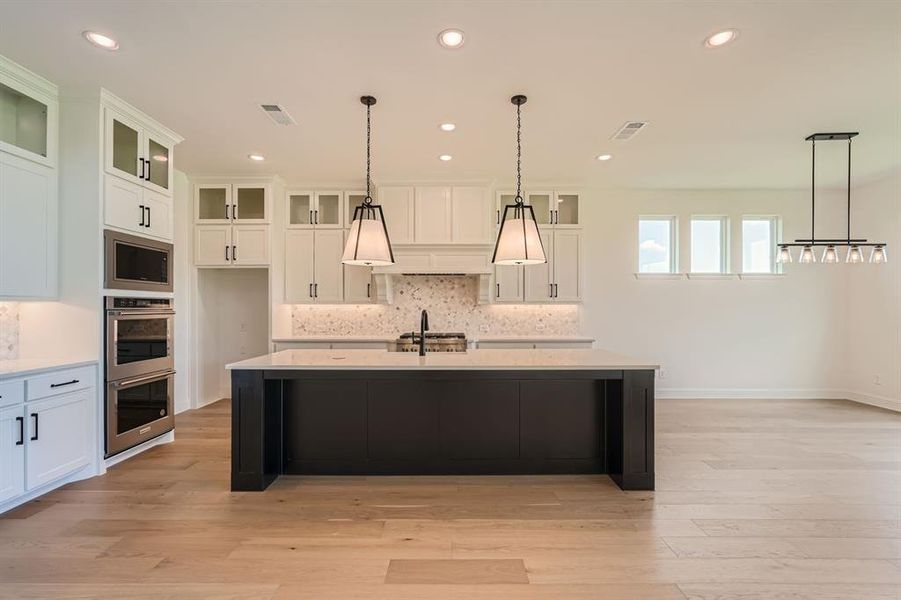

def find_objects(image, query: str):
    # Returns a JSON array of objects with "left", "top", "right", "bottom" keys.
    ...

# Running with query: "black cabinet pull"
[
  {"left": 309, "top": 283, "right": 313, "bottom": 298},
  {"left": 15, "top": 416, "right": 23, "bottom": 446},
  {"left": 233, "top": 204, "right": 237, "bottom": 219},
  {"left": 145, "top": 206, "right": 151, "bottom": 228},
  {"left": 366, "top": 283, "right": 371, "bottom": 298},
  {"left": 50, "top": 379, "right": 79, "bottom": 388},
  {"left": 30, "top": 413, "right": 38, "bottom": 441},
  {"left": 315, "top": 210, "right": 319, "bottom": 224},
  {"left": 225, "top": 245, "right": 230, "bottom": 261},
  {"left": 232, "top": 245, "right": 236, "bottom": 261},
  {"left": 146, "top": 160, "right": 151, "bottom": 181},
  {"left": 314, "top": 283, "right": 318, "bottom": 297},
  {"left": 139, "top": 204, "right": 145, "bottom": 226},
  {"left": 310, "top": 209, "right": 313, "bottom": 224},
  {"left": 496, "top": 282, "right": 500, "bottom": 297},
  {"left": 225, "top": 204, "right": 230, "bottom": 220},
  {"left": 496, "top": 210, "right": 500, "bottom": 225},
  {"left": 138, "top": 157, "right": 145, "bottom": 179}
]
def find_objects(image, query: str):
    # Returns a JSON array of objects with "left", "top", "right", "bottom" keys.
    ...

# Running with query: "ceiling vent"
[
  {"left": 260, "top": 104, "right": 296, "bottom": 125},
  {"left": 611, "top": 121, "right": 648, "bottom": 141}
]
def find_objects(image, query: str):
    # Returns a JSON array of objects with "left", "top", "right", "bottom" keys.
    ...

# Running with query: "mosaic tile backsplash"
[
  {"left": 291, "top": 276, "right": 581, "bottom": 337},
  {"left": 0, "top": 302, "right": 19, "bottom": 359}
]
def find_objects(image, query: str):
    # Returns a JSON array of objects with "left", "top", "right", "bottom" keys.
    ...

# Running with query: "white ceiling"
[{"left": 1, "top": 1, "right": 899, "bottom": 189}]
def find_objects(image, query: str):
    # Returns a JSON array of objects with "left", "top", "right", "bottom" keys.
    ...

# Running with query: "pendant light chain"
[
  {"left": 515, "top": 101, "right": 522, "bottom": 204},
  {"left": 365, "top": 101, "right": 372, "bottom": 205}
]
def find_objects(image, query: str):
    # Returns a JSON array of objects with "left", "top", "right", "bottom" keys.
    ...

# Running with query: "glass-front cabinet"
[
  {"left": 555, "top": 192, "right": 580, "bottom": 226},
  {"left": 195, "top": 183, "right": 269, "bottom": 224},
  {"left": 105, "top": 108, "right": 174, "bottom": 195},
  {"left": 0, "top": 77, "right": 55, "bottom": 167},
  {"left": 287, "top": 190, "right": 343, "bottom": 228},
  {"left": 496, "top": 190, "right": 581, "bottom": 228},
  {"left": 344, "top": 191, "right": 367, "bottom": 228}
]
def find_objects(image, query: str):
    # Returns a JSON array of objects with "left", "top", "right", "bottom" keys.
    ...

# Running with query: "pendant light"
[
  {"left": 492, "top": 95, "right": 546, "bottom": 266},
  {"left": 776, "top": 132, "right": 887, "bottom": 265},
  {"left": 342, "top": 95, "right": 395, "bottom": 266}
]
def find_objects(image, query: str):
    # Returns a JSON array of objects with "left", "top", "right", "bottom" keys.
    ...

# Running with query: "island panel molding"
[{"left": 291, "top": 275, "right": 580, "bottom": 336}]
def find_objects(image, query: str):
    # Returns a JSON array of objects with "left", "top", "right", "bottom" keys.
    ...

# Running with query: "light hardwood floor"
[{"left": 1, "top": 398, "right": 899, "bottom": 599}]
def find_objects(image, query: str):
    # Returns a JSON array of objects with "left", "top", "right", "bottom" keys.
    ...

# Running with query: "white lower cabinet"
[
  {"left": 25, "top": 389, "right": 91, "bottom": 490},
  {"left": 285, "top": 229, "right": 344, "bottom": 303},
  {"left": 0, "top": 405, "right": 25, "bottom": 504},
  {"left": 104, "top": 174, "right": 172, "bottom": 241},
  {"left": 195, "top": 225, "right": 269, "bottom": 267}
]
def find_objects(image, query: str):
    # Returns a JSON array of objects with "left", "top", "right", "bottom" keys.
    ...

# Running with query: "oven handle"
[
  {"left": 108, "top": 310, "right": 175, "bottom": 316},
  {"left": 113, "top": 371, "right": 176, "bottom": 388}
]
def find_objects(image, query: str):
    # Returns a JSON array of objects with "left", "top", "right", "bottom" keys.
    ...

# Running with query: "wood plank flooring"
[{"left": 1, "top": 397, "right": 899, "bottom": 599}]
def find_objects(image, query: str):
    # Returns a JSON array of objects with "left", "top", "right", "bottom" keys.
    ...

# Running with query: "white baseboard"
[
  {"left": 0, "top": 463, "right": 94, "bottom": 515},
  {"left": 657, "top": 387, "right": 900, "bottom": 412},
  {"left": 102, "top": 430, "right": 175, "bottom": 470}
]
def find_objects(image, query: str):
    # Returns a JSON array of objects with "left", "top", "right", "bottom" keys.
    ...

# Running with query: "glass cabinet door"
[
  {"left": 344, "top": 192, "right": 367, "bottom": 227},
  {"left": 555, "top": 193, "right": 580, "bottom": 226},
  {"left": 287, "top": 192, "right": 313, "bottom": 227},
  {"left": 110, "top": 116, "right": 141, "bottom": 179},
  {"left": 496, "top": 192, "right": 517, "bottom": 227},
  {"left": 315, "top": 192, "right": 341, "bottom": 227},
  {"left": 234, "top": 186, "right": 267, "bottom": 221},
  {"left": 525, "top": 191, "right": 553, "bottom": 226},
  {"left": 196, "top": 185, "right": 230, "bottom": 222},
  {"left": 0, "top": 81, "right": 48, "bottom": 159},
  {"left": 146, "top": 136, "right": 171, "bottom": 191}
]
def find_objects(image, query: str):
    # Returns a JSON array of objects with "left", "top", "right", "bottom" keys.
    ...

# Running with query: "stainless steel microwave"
[{"left": 104, "top": 230, "right": 173, "bottom": 293}]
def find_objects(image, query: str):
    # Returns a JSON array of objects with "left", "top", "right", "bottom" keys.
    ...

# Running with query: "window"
[
  {"left": 638, "top": 217, "right": 676, "bottom": 273},
  {"left": 742, "top": 217, "right": 778, "bottom": 273},
  {"left": 690, "top": 217, "right": 728, "bottom": 273}
]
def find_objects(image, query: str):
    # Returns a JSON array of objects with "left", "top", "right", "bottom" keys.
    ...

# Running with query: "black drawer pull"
[
  {"left": 16, "top": 416, "right": 23, "bottom": 446},
  {"left": 30, "top": 413, "right": 38, "bottom": 441},
  {"left": 50, "top": 379, "right": 79, "bottom": 388}
]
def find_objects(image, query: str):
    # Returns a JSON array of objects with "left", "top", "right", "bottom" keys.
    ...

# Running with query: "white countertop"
[
  {"left": 0, "top": 357, "right": 98, "bottom": 379},
  {"left": 272, "top": 336, "right": 595, "bottom": 343},
  {"left": 228, "top": 348, "right": 656, "bottom": 371}
]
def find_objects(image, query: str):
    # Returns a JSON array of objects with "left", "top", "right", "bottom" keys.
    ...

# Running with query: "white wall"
[
  {"left": 842, "top": 169, "right": 901, "bottom": 410},
  {"left": 172, "top": 170, "right": 193, "bottom": 413}
]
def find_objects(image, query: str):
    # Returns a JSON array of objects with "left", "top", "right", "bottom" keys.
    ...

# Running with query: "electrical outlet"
[{"left": 874, "top": 374, "right": 882, "bottom": 386}]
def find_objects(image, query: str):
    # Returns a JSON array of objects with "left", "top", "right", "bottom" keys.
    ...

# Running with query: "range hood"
[
  {"left": 372, "top": 265, "right": 492, "bottom": 277},
  {"left": 370, "top": 248, "right": 493, "bottom": 304}
]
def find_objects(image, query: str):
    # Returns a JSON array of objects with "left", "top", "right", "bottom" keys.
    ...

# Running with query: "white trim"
[
  {"left": 100, "top": 88, "right": 183, "bottom": 144},
  {"left": 101, "top": 430, "right": 175, "bottom": 470},
  {"left": 738, "top": 273, "right": 785, "bottom": 280},
  {"left": 842, "top": 390, "right": 901, "bottom": 413},
  {"left": 634, "top": 273, "right": 683, "bottom": 280},
  {"left": 686, "top": 273, "right": 736, "bottom": 280},
  {"left": 0, "top": 463, "right": 93, "bottom": 515},
  {"left": 656, "top": 387, "right": 901, "bottom": 412}
]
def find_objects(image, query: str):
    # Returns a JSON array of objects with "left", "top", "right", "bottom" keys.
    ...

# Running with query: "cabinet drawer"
[
  {"left": 0, "top": 380, "right": 25, "bottom": 408},
  {"left": 26, "top": 366, "right": 95, "bottom": 402}
]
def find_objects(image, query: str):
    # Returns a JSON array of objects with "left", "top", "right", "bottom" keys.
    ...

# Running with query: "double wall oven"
[{"left": 104, "top": 296, "right": 175, "bottom": 457}]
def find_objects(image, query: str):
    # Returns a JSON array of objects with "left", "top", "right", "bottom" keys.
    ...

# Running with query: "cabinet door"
[
  {"left": 142, "top": 188, "right": 173, "bottom": 241},
  {"left": 525, "top": 191, "right": 554, "bottom": 227},
  {"left": 344, "top": 264, "right": 373, "bottom": 303},
  {"left": 378, "top": 186, "right": 414, "bottom": 244},
  {"left": 313, "top": 229, "right": 345, "bottom": 302},
  {"left": 0, "top": 405, "right": 25, "bottom": 504},
  {"left": 494, "top": 265, "right": 523, "bottom": 302},
  {"left": 286, "top": 191, "right": 313, "bottom": 228},
  {"left": 195, "top": 184, "right": 232, "bottom": 223},
  {"left": 553, "top": 229, "right": 581, "bottom": 301},
  {"left": 414, "top": 186, "right": 451, "bottom": 243},
  {"left": 195, "top": 225, "right": 232, "bottom": 266},
  {"left": 143, "top": 133, "right": 173, "bottom": 196},
  {"left": 495, "top": 192, "right": 517, "bottom": 229},
  {"left": 104, "top": 108, "right": 142, "bottom": 184},
  {"left": 0, "top": 153, "right": 55, "bottom": 298},
  {"left": 26, "top": 389, "right": 91, "bottom": 491},
  {"left": 451, "top": 186, "right": 492, "bottom": 243},
  {"left": 314, "top": 191, "right": 342, "bottom": 228},
  {"left": 234, "top": 185, "right": 268, "bottom": 222},
  {"left": 104, "top": 174, "right": 146, "bottom": 235},
  {"left": 524, "top": 229, "right": 553, "bottom": 302},
  {"left": 232, "top": 225, "right": 270, "bottom": 266},
  {"left": 285, "top": 230, "right": 315, "bottom": 303},
  {"left": 344, "top": 191, "right": 368, "bottom": 228},
  {"left": 555, "top": 192, "right": 580, "bottom": 227}
]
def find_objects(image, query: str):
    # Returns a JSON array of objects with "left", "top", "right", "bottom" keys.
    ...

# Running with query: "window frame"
[
  {"left": 637, "top": 215, "right": 678, "bottom": 274},
  {"left": 741, "top": 215, "right": 781, "bottom": 275},
  {"left": 689, "top": 215, "right": 730, "bottom": 275}
]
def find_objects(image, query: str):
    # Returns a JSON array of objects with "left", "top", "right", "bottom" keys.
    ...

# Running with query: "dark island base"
[{"left": 231, "top": 369, "right": 655, "bottom": 492}]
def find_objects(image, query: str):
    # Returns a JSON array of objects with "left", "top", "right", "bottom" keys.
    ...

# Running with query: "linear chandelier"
[{"left": 777, "top": 132, "right": 887, "bottom": 264}]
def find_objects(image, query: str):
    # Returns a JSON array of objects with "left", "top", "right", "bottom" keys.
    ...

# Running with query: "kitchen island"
[{"left": 227, "top": 349, "right": 657, "bottom": 492}]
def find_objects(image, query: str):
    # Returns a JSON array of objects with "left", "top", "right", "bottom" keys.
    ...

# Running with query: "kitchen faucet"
[{"left": 419, "top": 309, "right": 429, "bottom": 356}]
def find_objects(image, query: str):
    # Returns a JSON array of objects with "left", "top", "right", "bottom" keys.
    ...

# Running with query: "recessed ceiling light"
[
  {"left": 439, "top": 154, "right": 453, "bottom": 161},
  {"left": 440, "top": 123, "right": 456, "bottom": 131},
  {"left": 151, "top": 154, "right": 168, "bottom": 162},
  {"left": 596, "top": 154, "right": 613, "bottom": 161},
  {"left": 248, "top": 154, "right": 265, "bottom": 162},
  {"left": 83, "top": 31, "right": 119, "bottom": 51},
  {"left": 437, "top": 29, "right": 465, "bottom": 49},
  {"left": 704, "top": 29, "right": 738, "bottom": 48}
]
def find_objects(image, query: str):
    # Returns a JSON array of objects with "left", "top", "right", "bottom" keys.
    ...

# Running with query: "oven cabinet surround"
[
  {"left": 102, "top": 92, "right": 182, "bottom": 243},
  {"left": 0, "top": 362, "right": 96, "bottom": 512},
  {"left": 0, "top": 55, "right": 59, "bottom": 299},
  {"left": 228, "top": 349, "right": 656, "bottom": 492},
  {"left": 193, "top": 181, "right": 272, "bottom": 267}
]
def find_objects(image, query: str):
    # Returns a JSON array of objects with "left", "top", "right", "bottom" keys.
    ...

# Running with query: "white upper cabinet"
[
  {"left": 0, "top": 56, "right": 57, "bottom": 168},
  {"left": 196, "top": 184, "right": 232, "bottom": 224},
  {"left": 231, "top": 225, "right": 270, "bottom": 266},
  {"left": 287, "top": 190, "right": 342, "bottom": 229},
  {"left": 344, "top": 264, "right": 374, "bottom": 303},
  {"left": 554, "top": 192, "right": 580, "bottom": 227},
  {"left": 525, "top": 191, "right": 555, "bottom": 227},
  {"left": 285, "top": 229, "right": 343, "bottom": 303},
  {"left": 233, "top": 185, "right": 268, "bottom": 223},
  {"left": 494, "top": 264, "right": 524, "bottom": 303},
  {"left": 499, "top": 190, "right": 581, "bottom": 228},
  {"left": 194, "top": 225, "right": 232, "bottom": 266},
  {"left": 104, "top": 174, "right": 172, "bottom": 241},
  {"left": 523, "top": 229, "right": 581, "bottom": 302},
  {"left": 104, "top": 108, "right": 176, "bottom": 196},
  {"left": 378, "top": 186, "right": 415, "bottom": 244},
  {"left": 451, "top": 186, "right": 493, "bottom": 244},
  {"left": 414, "top": 186, "right": 452, "bottom": 243},
  {"left": 344, "top": 191, "right": 368, "bottom": 228},
  {"left": 195, "top": 183, "right": 269, "bottom": 224},
  {"left": 524, "top": 228, "right": 554, "bottom": 301}
]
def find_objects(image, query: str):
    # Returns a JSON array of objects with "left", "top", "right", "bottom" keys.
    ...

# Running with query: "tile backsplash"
[
  {"left": 0, "top": 302, "right": 19, "bottom": 359},
  {"left": 291, "top": 276, "right": 580, "bottom": 337}
]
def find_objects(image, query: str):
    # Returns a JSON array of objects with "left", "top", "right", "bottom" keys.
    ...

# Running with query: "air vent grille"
[
  {"left": 611, "top": 121, "right": 648, "bottom": 140},
  {"left": 260, "top": 104, "right": 296, "bottom": 126}
]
